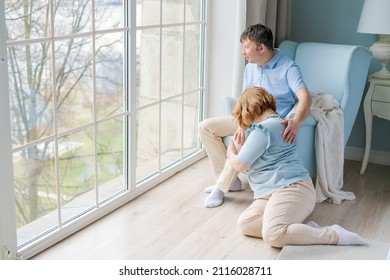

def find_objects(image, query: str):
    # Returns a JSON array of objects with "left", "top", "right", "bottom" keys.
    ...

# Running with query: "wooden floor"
[{"left": 32, "top": 157, "right": 390, "bottom": 260}]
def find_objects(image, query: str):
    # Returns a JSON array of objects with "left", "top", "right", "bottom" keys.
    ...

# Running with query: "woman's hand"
[
  {"left": 233, "top": 127, "right": 246, "bottom": 145},
  {"left": 227, "top": 140, "right": 238, "bottom": 157},
  {"left": 226, "top": 140, "right": 250, "bottom": 172}
]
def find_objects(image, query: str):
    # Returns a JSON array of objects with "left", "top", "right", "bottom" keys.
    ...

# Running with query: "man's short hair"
[{"left": 240, "top": 24, "right": 274, "bottom": 50}]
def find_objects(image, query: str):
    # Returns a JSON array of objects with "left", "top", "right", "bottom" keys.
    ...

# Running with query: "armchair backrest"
[{"left": 279, "top": 40, "right": 372, "bottom": 144}]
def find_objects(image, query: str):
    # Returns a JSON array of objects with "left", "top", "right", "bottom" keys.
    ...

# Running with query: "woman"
[{"left": 204, "top": 86, "right": 366, "bottom": 248}]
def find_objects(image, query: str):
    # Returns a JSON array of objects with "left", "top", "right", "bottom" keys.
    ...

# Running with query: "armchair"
[{"left": 223, "top": 40, "right": 372, "bottom": 177}]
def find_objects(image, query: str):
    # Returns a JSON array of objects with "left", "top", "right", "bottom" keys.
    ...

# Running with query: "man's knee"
[
  {"left": 198, "top": 118, "right": 211, "bottom": 139},
  {"left": 198, "top": 121, "right": 206, "bottom": 142}
]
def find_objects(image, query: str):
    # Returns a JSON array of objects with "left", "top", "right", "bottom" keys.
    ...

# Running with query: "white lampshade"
[
  {"left": 357, "top": 0, "right": 390, "bottom": 79},
  {"left": 357, "top": 0, "right": 390, "bottom": 34}
]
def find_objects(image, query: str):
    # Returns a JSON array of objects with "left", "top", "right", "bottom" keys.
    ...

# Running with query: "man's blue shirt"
[{"left": 242, "top": 49, "right": 307, "bottom": 117}]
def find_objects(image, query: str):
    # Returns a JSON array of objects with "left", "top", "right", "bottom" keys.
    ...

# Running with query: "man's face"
[{"left": 241, "top": 39, "right": 261, "bottom": 63}]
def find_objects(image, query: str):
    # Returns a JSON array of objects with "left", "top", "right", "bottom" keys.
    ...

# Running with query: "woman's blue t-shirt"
[{"left": 237, "top": 115, "right": 310, "bottom": 199}]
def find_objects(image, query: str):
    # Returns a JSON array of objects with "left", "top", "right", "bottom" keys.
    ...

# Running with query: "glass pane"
[
  {"left": 161, "top": 96, "right": 182, "bottom": 168},
  {"left": 55, "top": 37, "right": 93, "bottom": 132},
  {"left": 5, "top": 0, "right": 51, "bottom": 40},
  {"left": 137, "top": 0, "right": 161, "bottom": 26},
  {"left": 54, "top": 0, "right": 93, "bottom": 36},
  {"left": 136, "top": 105, "right": 159, "bottom": 182},
  {"left": 7, "top": 43, "right": 54, "bottom": 148},
  {"left": 96, "top": 0, "right": 124, "bottom": 30},
  {"left": 96, "top": 32, "right": 124, "bottom": 119},
  {"left": 14, "top": 142, "right": 57, "bottom": 246},
  {"left": 184, "top": 24, "right": 200, "bottom": 92},
  {"left": 183, "top": 91, "right": 200, "bottom": 157},
  {"left": 58, "top": 129, "right": 95, "bottom": 223},
  {"left": 97, "top": 117, "right": 125, "bottom": 202},
  {"left": 137, "top": 28, "right": 160, "bottom": 107},
  {"left": 186, "top": 0, "right": 201, "bottom": 22},
  {"left": 162, "top": 0, "right": 184, "bottom": 25},
  {"left": 4, "top": 0, "right": 206, "bottom": 257},
  {"left": 161, "top": 26, "right": 183, "bottom": 99}
]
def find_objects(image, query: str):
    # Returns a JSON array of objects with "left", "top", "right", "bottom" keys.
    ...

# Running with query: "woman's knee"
[
  {"left": 262, "top": 225, "right": 286, "bottom": 248},
  {"left": 237, "top": 214, "right": 249, "bottom": 234},
  {"left": 237, "top": 213, "right": 262, "bottom": 238}
]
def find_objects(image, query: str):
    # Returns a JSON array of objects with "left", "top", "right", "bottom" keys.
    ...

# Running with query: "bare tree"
[{"left": 6, "top": 0, "right": 123, "bottom": 225}]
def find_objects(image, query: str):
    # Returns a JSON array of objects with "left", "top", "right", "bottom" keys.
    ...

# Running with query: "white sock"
[
  {"left": 204, "top": 187, "right": 225, "bottom": 208},
  {"left": 331, "top": 225, "right": 367, "bottom": 246},
  {"left": 307, "top": 221, "right": 367, "bottom": 245},
  {"left": 203, "top": 185, "right": 216, "bottom": 193},
  {"left": 204, "top": 177, "right": 242, "bottom": 193},
  {"left": 228, "top": 177, "right": 243, "bottom": 191}
]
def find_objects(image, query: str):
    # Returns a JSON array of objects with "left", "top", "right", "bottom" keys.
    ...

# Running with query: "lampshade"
[
  {"left": 357, "top": 0, "right": 390, "bottom": 79},
  {"left": 357, "top": 0, "right": 390, "bottom": 34}
]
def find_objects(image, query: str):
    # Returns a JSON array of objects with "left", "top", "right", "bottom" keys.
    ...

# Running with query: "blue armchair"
[{"left": 223, "top": 40, "right": 372, "bottom": 177}]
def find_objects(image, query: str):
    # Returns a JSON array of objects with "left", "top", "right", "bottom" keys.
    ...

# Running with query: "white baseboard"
[{"left": 345, "top": 146, "right": 390, "bottom": 166}]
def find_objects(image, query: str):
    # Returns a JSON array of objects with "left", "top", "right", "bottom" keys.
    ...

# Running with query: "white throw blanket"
[{"left": 310, "top": 93, "right": 355, "bottom": 204}]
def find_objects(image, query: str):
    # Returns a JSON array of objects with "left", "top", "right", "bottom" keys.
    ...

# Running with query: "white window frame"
[
  {"left": 0, "top": 2, "right": 17, "bottom": 260},
  {"left": 0, "top": 0, "right": 208, "bottom": 260}
]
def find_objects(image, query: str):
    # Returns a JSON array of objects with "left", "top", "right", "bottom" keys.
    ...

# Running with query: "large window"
[{"left": 1, "top": 0, "right": 206, "bottom": 259}]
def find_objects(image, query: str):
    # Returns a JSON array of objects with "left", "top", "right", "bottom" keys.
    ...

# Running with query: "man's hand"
[
  {"left": 233, "top": 127, "right": 246, "bottom": 145},
  {"left": 281, "top": 88, "right": 311, "bottom": 144},
  {"left": 280, "top": 118, "right": 300, "bottom": 144},
  {"left": 280, "top": 87, "right": 312, "bottom": 144}
]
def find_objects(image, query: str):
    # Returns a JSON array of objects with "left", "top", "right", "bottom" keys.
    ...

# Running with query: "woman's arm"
[{"left": 226, "top": 141, "right": 251, "bottom": 172}]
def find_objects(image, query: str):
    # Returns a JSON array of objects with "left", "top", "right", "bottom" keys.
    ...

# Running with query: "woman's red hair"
[{"left": 232, "top": 86, "right": 276, "bottom": 129}]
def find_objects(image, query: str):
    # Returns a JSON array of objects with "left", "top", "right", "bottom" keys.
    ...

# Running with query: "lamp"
[{"left": 357, "top": 0, "right": 390, "bottom": 79}]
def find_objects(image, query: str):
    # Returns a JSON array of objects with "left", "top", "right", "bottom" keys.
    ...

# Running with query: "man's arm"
[{"left": 281, "top": 87, "right": 312, "bottom": 144}]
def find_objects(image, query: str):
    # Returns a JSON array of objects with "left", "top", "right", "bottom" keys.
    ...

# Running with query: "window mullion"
[
  {"left": 91, "top": 0, "right": 99, "bottom": 206},
  {"left": 181, "top": 0, "right": 187, "bottom": 160},
  {"left": 158, "top": 0, "right": 163, "bottom": 174},
  {"left": 0, "top": 2, "right": 17, "bottom": 260},
  {"left": 129, "top": 0, "right": 137, "bottom": 191},
  {"left": 49, "top": 0, "right": 62, "bottom": 229}
]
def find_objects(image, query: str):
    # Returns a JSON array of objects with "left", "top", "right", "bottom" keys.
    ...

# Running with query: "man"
[{"left": 199, "top": 23, "right": 311, "bottom": 192}]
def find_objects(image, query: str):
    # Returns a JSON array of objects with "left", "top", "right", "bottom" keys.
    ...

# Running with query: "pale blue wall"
[{"left": 291, "top": 0, "right": 390, "bottom": 152}]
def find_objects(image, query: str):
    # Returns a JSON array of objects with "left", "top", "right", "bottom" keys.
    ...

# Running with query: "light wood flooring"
[{"left": 32, "top": 157, "right": 390, "bottom": 260}]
